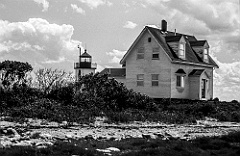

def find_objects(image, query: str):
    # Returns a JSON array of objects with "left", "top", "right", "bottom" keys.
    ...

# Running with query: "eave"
[{"left": 172, "top": 60, "right": 216, "bottom": 68}]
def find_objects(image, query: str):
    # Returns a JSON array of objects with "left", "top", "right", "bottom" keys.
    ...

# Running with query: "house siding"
[
  {"left": 125, "top": 30, "right": 172, "bottom": 98},
  {"left": 102, "top": 26, "right": 217, "bottom": 100},
  {"left": 189, "top": 76, "right": 200, "bottom": 99},
  {"left": 171, "top": 63, "right": 213, "bottom": 99}
]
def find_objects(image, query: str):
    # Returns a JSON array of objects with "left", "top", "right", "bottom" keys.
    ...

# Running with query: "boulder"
[
  {"left": 36, "top": 141, "right": 53, "bottom": 149},
  {"left": 96, "top": 149, "right": 111, "bottom": 153},
  {"left": 142, "top": 134, "right": 151, "bottom": 139},
  {"left": 106, "top": 147, "right": 120, "bottom": 152},
  {"left": 40, "top": 133, "right": 52, "bottom": 140},
  {"left": 7, "top": 128, "right": 19, "bottom": 136}
]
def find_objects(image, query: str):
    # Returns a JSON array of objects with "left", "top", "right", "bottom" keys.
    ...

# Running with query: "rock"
[
  {"left": 30, "top": 132, "right": 41, "bottom": 139},
  {"left": 109, "top": 137, "right": 116, "bottom": 141},
  {"left": 7, "top": 128, "right": 19, "bottom": 136},
  {"left": 96, "top": 149, "right": 111, "bottom": 153},
  {"left": 66, "top": 134, "right": 73, "bottom": 139},
  {"left": 36, "top": 141, "right": 53, "bottom": 149},
  {"left": 142, "top": 134, "right": 151, "bottom": 139},
  {"left": 205, "top": 117, "right": 218, "bottom": 122},
  {"left": 94, "top": 116, "right": 108, "bottom": 126},
  {"left": 106, "top": 147, "right": 120, "bottom": 152},
  {"left": 40, "top": 133, "right": 52, "bottom": 140},
  {"left": 62, "top": 121, "right": 68, "bottom": 125},
  {"left": 154, "top": 133, "right": 165, "bottom": 139},
  {"left": 0, "top": 140, "right": 12, "bottom": 148},
  {"left": 13, "top": 140, "right": 32, "bottom": 147},
  {"left": 0, "top": 121, "right": 16, "bottom": 128},
  {"left": 85, "top": 135, "right": 94, "bottom": 140},
  {"left": 54, "top": 134, "right": 66, "bottom": 140}
]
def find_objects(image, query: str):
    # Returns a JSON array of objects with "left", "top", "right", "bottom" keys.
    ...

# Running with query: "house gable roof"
[
  {"left": 120, "top": 27, "right": 148, "bottom": 64},
  {"left": 189, "top": 69, "right": 211, "bottom": 79},
  {"left": 165, "top": 35, "right": 182, "bottom": 42},
  {"left": 190, "top": 40, "right": 206, "bottom": 47},
  {"left": 100, "top": 68, "right": 126, "bottom": 77},
  {"left": 81, "top": 51, "right": 91, "bottom": 57},
  {"left": 175, "top": 68, "right": 186, "bottom": 75},
  {"left": 189, "top": 69, "right": 205, "bottom": 76},
  {"left": 147, "top": 26, "right": 176, "bottom": 61},
  {"left": 120, "top": 25, "right": 218, "bottom": 68}
]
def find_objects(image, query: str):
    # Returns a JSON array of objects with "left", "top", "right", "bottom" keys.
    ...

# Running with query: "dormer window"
[
  {"left": 203, "top": 48, "right": 208, "bottom": 63},
  {"left": 178, "top": 43, "right": 185, "bottom": 59}
]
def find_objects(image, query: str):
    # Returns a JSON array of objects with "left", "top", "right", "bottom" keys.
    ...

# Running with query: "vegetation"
[
  {"left": 0, "top": 60, "right": 33, "bottom": 91},
  {"left": 0, "top": 60, "right": 240, "bottom": 155},
  {"left": 0, "top": 60, "right": 240, "bottom": 124}
]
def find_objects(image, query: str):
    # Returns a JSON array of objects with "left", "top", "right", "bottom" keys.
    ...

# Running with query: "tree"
[
  {"left": 34, "top": 68, "right": 74, "bottom": 95},
  {"left": 0, "top": 60, "right": 33, "bottom": 90}
]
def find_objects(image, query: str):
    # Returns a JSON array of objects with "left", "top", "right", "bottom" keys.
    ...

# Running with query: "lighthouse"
[{"left": 74, "top": 45, "right": 97, "bottom": 81}]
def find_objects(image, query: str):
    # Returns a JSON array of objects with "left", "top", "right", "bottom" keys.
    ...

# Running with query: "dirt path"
[{"left": 1, "top": 118, "right": 240, "bottom": 148}]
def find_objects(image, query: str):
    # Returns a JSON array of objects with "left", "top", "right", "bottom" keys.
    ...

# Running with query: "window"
[
  {"left": 148, "top": 37, "right": 151, "bottom": 42},
  {"left": 178, "top": 43, "right": 185, "bottom": 59},
  {"left": 137, "top": 47, "right": 144, "bottom": 59},
  {"left": 176, "top": 75, "right": 184, "bottom": 88},
  {"left": 203, "top": 49, "right": 208, "bottom": 62},
  {"left": 152, "top": 47, "right": 160, "bottom": 60},
  {"left": 151, "top": 74, "right": 159, "bottom": 86},
  {"left": 137, "top": 74, "right": 144, "bottom": 86},
  {"left": 201, "top": 79, "right": 208, "bottom": 98}
]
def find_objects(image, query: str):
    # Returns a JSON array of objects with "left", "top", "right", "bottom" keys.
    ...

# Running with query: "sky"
[{"left": 0, "top": 0, "right": 239, "bottom": 101}]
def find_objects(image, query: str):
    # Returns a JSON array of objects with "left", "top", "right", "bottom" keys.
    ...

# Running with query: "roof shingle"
[
  {"left": 189, "top": 69, "right": 205, "bottom": 76},
  {"left": 146, "top": 26, "right": 218, "bottom": 67},
  {"left": 190, "top": 40, "right": 206, "bottom": 47},
  {"left": 100, "top": 68, "right": 126, "bottom": 77}
]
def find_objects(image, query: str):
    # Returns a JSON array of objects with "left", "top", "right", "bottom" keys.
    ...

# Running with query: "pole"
[{"left": 78, "top": 45, "right": 81, "bottom": 63}]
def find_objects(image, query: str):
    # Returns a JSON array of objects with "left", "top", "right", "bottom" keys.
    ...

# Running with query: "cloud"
[
  {"left": 0, "top": 3, "right": 5, "bottom": 9},
  {"left": 213, "top": 59, "right": 240, "bottom": 101},
  {"left": 123, "top": 21, "right": 138, "bottom": 29},
  {"left": 0, "top": 18, "right": 80, "bottom": 71},
  {"left": 106, "top": 49, "right": 126, "bottom": 64},
  {"left": 71, "top": 4, "right": 86, "bottom": 15},
  {"left": 120, "top": 0, "right": 240, "bottom": 101},
  {"left": 42, "top": 57, "right": 66, "bottom": 64},
  {"left": 78, "top": 0, "right": 112, "bottom": 9},
  {"left": 138, "top": 0, "right": 239, "bottom": 58},
  {"left": 32, "top": 0, "right": 49, "bottom": 12}
]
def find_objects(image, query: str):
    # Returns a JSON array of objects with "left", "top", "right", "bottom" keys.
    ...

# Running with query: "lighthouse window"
[{"left": 81, "top": 58, "right": 91, "bottom": 62}]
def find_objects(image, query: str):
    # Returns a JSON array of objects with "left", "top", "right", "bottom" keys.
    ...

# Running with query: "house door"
[{"left": 201, "top": 79, "right": 206, "bottom": 99}]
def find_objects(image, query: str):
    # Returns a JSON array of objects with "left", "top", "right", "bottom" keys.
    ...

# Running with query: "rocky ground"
[{"left": 1, "top": 117, "right": 240, "bottom": 150}]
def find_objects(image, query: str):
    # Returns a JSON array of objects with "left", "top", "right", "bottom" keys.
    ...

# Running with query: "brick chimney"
[{"left": 161, "top": 20, "right": 167, "bottom": 32}]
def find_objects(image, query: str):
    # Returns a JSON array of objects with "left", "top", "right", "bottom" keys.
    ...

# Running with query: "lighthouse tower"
[{"left": 74, "top": 45, "right": 97, "bottom": 81}]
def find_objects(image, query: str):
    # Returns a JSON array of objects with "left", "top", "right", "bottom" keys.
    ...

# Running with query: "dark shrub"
[
  {"left": 213, "top": 97, "right": 219, "bottom": 102},
  {"left": 74, "top": 73, "right": 157, "bottom": 111},
  {"left": 231, "top": 100, "right": 239, "bottom": 103},
  {"left": 47, "top": 83, "right": 75, "bottom": 104},
  {"left": 197, "top": 103, "right": 216, "bottom": 116}
]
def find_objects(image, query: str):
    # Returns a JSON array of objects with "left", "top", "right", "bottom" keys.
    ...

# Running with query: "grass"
[{"left": 1, "top": 131, "right": 240, "bottom": 156}]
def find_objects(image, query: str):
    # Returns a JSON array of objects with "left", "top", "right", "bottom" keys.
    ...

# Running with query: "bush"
[
  {"left": 47, "top": 83, "right": 75, "bottom": 104},
  {"left": 231, "top": 100, "right": 239, "bottom": 103},
  {"left": 74, "top": 73, "right": 157, "bottom": 111}
]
